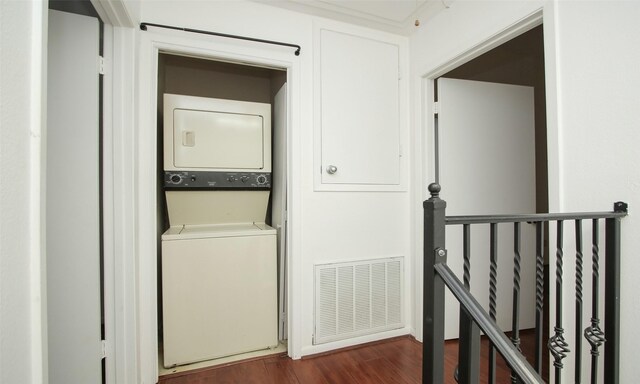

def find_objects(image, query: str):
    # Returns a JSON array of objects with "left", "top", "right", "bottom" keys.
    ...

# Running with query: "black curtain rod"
[{"left": 140, "top": 22, "right": 301, "bottom": 56}]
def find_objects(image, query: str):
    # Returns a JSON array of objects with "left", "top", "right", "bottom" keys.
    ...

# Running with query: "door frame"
[
  {"left": 414, "top": 7, "right": 562, "bottom": 341},
  {"left": 88, "top": 2, "right": 138, "bottom": 383},
  {"left": 136, "top": 30, "right": 301, "bottom": 383}
]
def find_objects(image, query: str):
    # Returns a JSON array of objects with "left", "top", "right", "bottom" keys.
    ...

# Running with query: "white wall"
[
  {"left": 554, "top": 2, "right": 640, "bottom": 383},
  {"left": 410, "top": 0, "right": 640, "bottom": 382},
  {"left": 136, "top": 0, "right": 412, "bottom": 378},
  {"left": 0, "top": 1, "right": 46, "bottom": 383}
]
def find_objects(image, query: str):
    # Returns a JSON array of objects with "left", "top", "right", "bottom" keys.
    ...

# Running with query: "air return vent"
[{"left": 314, "top": 257, "right": 403, "bottom": 345}]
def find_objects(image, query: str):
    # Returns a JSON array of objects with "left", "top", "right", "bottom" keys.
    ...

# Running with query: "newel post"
[
  {"left": 423, "top": 183, "right": 447, "bottom": 384},
  {"left": 604, "top": 201, "right": 627, "bottom": 384}
]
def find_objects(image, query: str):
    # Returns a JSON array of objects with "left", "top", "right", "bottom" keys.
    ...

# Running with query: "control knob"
[
  {"left": 240, "top": 175, "right": 250, "bottom": 183},
  {"left": 256, "top": 175, "right": 267, "bottom": 185},
  {"left": 227, "top": 175, "right": 236, "bottom": 183},
  {"left": 170, "top": 174, "right": 182, "bottom": 184}
]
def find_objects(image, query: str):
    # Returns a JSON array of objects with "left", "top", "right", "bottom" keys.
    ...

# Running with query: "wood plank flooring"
[{"left": 158, "top": 331, "right": 548, "bottom": 384}]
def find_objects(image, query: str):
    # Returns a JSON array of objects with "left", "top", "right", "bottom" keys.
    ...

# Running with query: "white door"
[
  {"left": 47, "top": 10, "right": 102, "bottom": 383},
  {"left": 437, "top": 78, "right": 537, "bottom": 339},
  {"left": 319, "top": 29, "right": 400, "bottom": 186}
]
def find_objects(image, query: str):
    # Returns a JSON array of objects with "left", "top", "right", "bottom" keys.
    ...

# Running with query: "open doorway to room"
[
  {"left": 438, "top": 25, "right": 547, "bottom": 216},
  {"left": 155, "top": 53, "right": 290, "bottom": 377},
  {"left": 431, "top": 24, "right": 549, "bottom": 381}
]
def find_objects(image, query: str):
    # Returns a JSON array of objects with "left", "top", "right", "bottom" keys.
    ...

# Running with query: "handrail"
[
  {"left": 446, "top": 203, "right": 628, "bottom": 225},
  {"left": 434, "top": 262, "right": 544, "bottom": 384},
  {"left": 423, "top": 183, "right": 626, "bottom": 384}
]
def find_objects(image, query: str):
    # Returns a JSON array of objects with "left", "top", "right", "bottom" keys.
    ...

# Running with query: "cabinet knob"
[{"left": 326, "top": 165, "right": 338, "bottom": 174}]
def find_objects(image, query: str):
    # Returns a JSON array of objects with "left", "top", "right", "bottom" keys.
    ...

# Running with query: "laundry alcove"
[{"left": 156, "top": 53, "right": 289, "bottom": 372}]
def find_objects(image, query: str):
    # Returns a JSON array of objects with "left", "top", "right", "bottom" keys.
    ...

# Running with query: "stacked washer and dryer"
[{"left": 161, "top": 94, "right": 278, "bottom": 368}]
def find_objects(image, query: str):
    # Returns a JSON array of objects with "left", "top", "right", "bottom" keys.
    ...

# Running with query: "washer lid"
[{"left": 161, "top": 222, "right": 276, "bottom": 240}]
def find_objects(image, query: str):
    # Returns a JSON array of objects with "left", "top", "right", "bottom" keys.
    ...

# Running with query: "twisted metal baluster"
[
  {"left": 549, "top": 220, "right": 570, "bottom": 384},
  {"left": 463, "top": 224, "right": 471, "bottom": 290},
  {"left": 510, "top": 222, "right": 522, "bottom": 384},
  {"left": 488, "top": 223, "right": 498, "bottom": 384},
  {"left": 454, "top": 224, "right": 471, "bottom": 381},
  {"left": 457, "top": 223, "right": 481, "bottom": 384},
  {"left": 534, "top": 221, "right": 545, "bottom": 373},
  {"left": 584, "top": 219, "right": 605, "bottom": 384},
  {"left": 575, "top": 220, "right": 584, "bottom": 383}
]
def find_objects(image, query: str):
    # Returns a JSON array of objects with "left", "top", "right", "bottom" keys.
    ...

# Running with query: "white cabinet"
[{"left": 315, "top": 27, "right": 406, "bottom": 191}]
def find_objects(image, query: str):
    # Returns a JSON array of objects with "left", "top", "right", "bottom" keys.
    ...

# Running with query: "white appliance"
[
  {"left": 161, "top": 94, "right": 278, "bottom": 368},
  {"left": 164, "top": 94, "right": 271, "bottom": 173}
]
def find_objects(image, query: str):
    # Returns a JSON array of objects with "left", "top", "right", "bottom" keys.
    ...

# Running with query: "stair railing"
[{"left": 422, "top": 183, "right": 627, "bottom": 384}]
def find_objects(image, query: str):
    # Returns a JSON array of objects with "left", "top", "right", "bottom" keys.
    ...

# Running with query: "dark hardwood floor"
[{"left": 158, "top": 331, "right": 548, "bottom": 384}]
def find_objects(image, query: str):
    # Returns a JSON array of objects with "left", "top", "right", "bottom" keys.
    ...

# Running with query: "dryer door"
[{"left": 173, "top": 108, "right": 265, "bottom": 170}]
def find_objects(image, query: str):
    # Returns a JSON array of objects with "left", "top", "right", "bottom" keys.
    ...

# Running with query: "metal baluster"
[
  {"left": 549, "top": 221, "right": 570, "bottom": 384},
  {"left": 511, "top": 222, "right": 522, "bottom": 384},
  {"left": 464, "top": 224, "right": 471, "bottom": 290},
  {"left": 584, "top": 219, "right": 605, "bottom": 384},
  {"left": 575, "top": 220, "right": 584, "bottom": 383},
  {"left": 488, "top": 223, "right": 498, "bottom": 384},
  {"left": 534, "top": 221, "right": 545, "bottom": 373},
  {"left": 458, "top": 224, "right": 480, "bottom": 383}
]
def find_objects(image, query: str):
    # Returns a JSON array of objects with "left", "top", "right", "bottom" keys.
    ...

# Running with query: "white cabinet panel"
[{"left": 318, "top": 29, "right": 401, "bottom": 187}]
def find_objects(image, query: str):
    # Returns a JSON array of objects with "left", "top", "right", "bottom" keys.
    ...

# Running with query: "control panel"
[{"left": 164, "top": 171, "right": 271, "bottom": 189}]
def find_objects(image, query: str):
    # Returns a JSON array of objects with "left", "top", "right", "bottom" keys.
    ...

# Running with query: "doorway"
[
  {"left": 428, "top": 23, "right": 549, "bottom": 381},
  {"left": 437, "top": 25, "right": 547, "bottom": 216}
]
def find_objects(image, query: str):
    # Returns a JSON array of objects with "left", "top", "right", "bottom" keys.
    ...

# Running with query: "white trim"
[
  {"left": 542, "top": 1, "right": 561, "bottom": 214},
  {"left": 31, "top": 2, "right": 48, "bottom": 383},
  {"left": 137, "top": 32, "right": 159, "bottom": 384},
  {"left": 90, "top": 0, "right": 135, "bottom": 28},
  {"left": 301, "top": 326, "right": 412, "bottom": 356},
  {"left": 286, "top": 62, "right": 304, "bottom": 360},
  {"left": 108, "top": 25, "right": 138, "bottom": 384},
  {"left": 136, "top": 30, "right": 303, "bottom": 382},
  {"left": 420, "top": 12, "right": 543, "bottom": 80},
  {"left": 413, "top": 6, "right": 561, "bottom": 342},
  {"left": 102, "top": 22, "right": 116, "bottom": 384}
]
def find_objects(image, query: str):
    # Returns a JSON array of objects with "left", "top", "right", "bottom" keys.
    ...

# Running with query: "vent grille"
[{"left": 314, "top": 257, "right": 403, "bottom": 344}]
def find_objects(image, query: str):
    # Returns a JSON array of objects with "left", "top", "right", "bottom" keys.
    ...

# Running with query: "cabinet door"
[{"left": 319, "top": 29, "right": 400, "bottom": 187}]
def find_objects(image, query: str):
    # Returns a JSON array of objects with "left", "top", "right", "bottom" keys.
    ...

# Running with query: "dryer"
[{"left": 161, "top": 94, "right": 277, "bottom": 368}]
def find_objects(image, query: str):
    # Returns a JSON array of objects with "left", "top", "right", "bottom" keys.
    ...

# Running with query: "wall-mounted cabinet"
[{"left": 314, "top": 25, "right": 408, "bottom": 191}]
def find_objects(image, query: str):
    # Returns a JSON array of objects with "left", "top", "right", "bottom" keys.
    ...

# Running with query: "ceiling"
[{"left": 252, "top": 0, "right": 445, "bottom": 34}]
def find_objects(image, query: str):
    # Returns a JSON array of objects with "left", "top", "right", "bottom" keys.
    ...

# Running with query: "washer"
[{"left": 162, "top": 223, "right": 277, "bottom": 367}]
